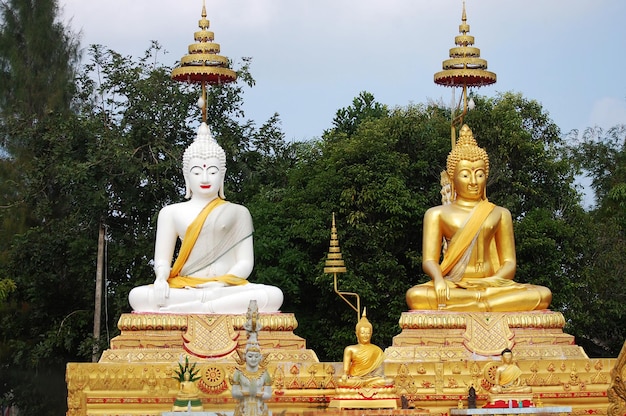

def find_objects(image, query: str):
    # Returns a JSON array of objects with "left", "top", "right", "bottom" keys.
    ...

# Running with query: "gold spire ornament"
[
  {"left": 324, "top": 213, "right": 360, "bottom": 321},
  {"left": 434, "top": 1, "right": 496, "bottom": 149},
  {"left": 171, "top": 0, "right": 237, "bottom": 123}
]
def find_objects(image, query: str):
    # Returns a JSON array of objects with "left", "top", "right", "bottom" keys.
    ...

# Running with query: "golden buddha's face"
[
  {"left": 502, "top": 351, "right": 513, "bottom": 364},
  {"left": 356, "top": 326, "right": 372, "bottom": 344},
  {"left": 453, "top": 159, "right": 486, "bottom": 201}
]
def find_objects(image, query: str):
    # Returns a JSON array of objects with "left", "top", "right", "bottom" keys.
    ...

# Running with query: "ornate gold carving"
[
  {"left": 183, "top": 315, "right": 238, "bottom": 358},
  {"left": 399, "top": 311, "right": 566, "bottom": 330},
  {"left": 116, "top": 312, "right": 298, "bottom": 332},
  {"left": 117, "top": 313, "right": 188, "bottom": 331},
  {"left": 463, "top": 313, "right": 513, "bottom": 356},
  {"left": 608, "top": 340, "right": 626, "bottom": 416},
  {"left": 198, "top": 366, "right": 228, "bottom": 394},
  {"left": 231, "top": 312, "right": 298, "bottom": 331}
]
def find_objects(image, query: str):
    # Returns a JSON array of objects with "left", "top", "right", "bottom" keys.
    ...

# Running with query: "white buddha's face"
[
  {"left": 453, "top": 159, "right": 486, "bottom": 202},
  {"left": 187, "top": 157, "right": 224, "bottom": 200}
]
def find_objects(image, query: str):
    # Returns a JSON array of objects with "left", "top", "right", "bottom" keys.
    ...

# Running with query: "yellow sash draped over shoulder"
[
  {"left": 349, "top": 344, "right": 385, "bottom": 377},
  {"left": 167, "top": 198, "right": 249, "bottom": 289},
  {"left": 439, "top": 199, "right": 495, "bottom": 277},
  {"left": 499, "top": 364, "right": 523, "bottom": 387}
]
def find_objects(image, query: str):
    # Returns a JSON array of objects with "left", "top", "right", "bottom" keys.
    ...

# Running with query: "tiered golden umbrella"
[
  {"left": 434, "top": 2, "right": 496, "bottom": 148},
  {"left": 171, "top": 1, "right": 237, "bottom": 123}
]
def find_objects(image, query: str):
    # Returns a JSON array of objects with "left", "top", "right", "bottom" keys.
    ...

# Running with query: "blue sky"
[{"left": 61, "top": 0, "right": 626, "bottom": 143}]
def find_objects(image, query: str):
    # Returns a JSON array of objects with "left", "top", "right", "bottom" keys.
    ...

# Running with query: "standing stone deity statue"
[
  {"left": 231, "top": 301, "right": 272, "bottom": 416},
  {"left": 406, "top": 124, "right": 552, "bottom": 312},
  {"left": 128, "top": 123, "right": 283, "bottom": 314}
]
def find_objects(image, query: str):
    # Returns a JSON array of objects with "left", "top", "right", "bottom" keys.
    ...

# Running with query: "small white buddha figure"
[{"left": 128, "top": 123, "right": 283, "bottom": 314}]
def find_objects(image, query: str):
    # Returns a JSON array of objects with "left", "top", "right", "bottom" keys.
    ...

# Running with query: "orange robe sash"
[
  {"left": 439, "top": 199, "right": 495, "bottom": 278},
  {"left": 167, "top": 198, "right": 249, "bottom": 288}
]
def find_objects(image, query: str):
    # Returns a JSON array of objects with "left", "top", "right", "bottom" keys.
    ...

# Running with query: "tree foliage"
[
  {"left": 563, "top": 124, "right": 626, "bottom": 355},
  {"left": 0, "top": 0, "right": 79, "bottom": 148}
]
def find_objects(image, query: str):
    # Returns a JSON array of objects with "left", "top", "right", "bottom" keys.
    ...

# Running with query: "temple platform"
[
  {"left": 387, "top": 310, "right": 587, "bottom": 361},
  {"left": 66, "top": 311, "right": 621, "bottom": 416}
]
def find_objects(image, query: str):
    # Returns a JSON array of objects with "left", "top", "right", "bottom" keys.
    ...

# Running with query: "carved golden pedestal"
[
  {"left": 329, "top": 385, "right": 399, "bottom": 409},
  {"left": 383, "top": 311, "right": 615, "bottom": 415},
  {"left": 66, "top": 311, "right": 619, "bottom": 416},
  {"left": 484, "top": 393, "right": 533, "bottom": 408},
  {"left": 328, "top": 398, "right": 398, "bottom": 410},
  {"left": 102, "top": 312, "right": 318, "bottom": 363},
  {"left": 66, "top": 312, "right": 327, "bottom": 416},
  {"left": 387, "top": 310, "right": 587, "bottom": 360}
]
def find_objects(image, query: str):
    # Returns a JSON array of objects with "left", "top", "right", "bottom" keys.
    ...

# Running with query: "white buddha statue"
[{"left": 128, "top": 123, "right": 284, "bottom": 314}]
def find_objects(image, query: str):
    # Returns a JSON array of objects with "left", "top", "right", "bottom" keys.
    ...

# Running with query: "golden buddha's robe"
[
  {"left": 498, "top": 364, "right": 523, "bottom": 388},
  {"left": 347, "top": 344, "right": 385, "bottom": 378}
]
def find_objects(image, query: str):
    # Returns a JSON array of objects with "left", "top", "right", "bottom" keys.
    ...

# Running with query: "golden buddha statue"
[
  {"left": 338, "top": 310, "right": 393, "bottom": 388},
  {"left": 489, "top": 349, "right": 531, "bottom": 394},
  {"left": 406, "top": 124, "right": 552, "bottom": 312},
  {"left": 172, "top": 358, "right": 203, "bottom": 411}
]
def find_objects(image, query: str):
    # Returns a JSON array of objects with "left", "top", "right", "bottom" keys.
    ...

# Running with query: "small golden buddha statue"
[
  {"left": 172, "top": 358, "right": 203, "bottom": 411},
  {"left": 331, "top": 310, "right": 397, "bottom": 409},
  {"left": 337, "top": 310, "right": 393, "bottom": 388},
  {"left": 406, "top": 124, "right": 552, "bottom": 312},
  {"left": 489, "top": 349, "right": 531, "bottom": 394}
]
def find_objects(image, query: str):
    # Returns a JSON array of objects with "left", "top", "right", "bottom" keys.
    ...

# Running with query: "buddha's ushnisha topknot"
[{"left": 446, "top": 124, "right": 490, "bottom": 181}]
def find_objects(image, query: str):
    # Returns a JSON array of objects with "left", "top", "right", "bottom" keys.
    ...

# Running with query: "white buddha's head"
[{"left": 182, "top": 123, "right": 227, "bottom": 199}]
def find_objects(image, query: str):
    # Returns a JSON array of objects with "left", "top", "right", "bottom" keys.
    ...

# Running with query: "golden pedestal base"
[
  {"left": 101, "top": 312, "right": 318, "bottom": 363},
  {"left": 383, "top": 311, "right": 614, "bottom": 415},
  {"left": 66, "top": 311, "right": 619, "bottom": 416},
  {"left": 329, "top": 385, "right": 399, "bottom": 409},
  {"left": 388, "top": 310, "right": 587, "bottom": 360}
]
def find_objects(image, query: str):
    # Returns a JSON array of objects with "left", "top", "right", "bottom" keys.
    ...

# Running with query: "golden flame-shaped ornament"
[{"left": 324, "top": 213, "right": 347, "bottom": 274}]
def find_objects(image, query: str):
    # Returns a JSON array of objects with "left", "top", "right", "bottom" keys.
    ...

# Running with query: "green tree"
[
  {"left": 564, "top": 124, "right": 626, "bottom": 356},
  {"left": 0, "top": 2, "right": 80, "bottom": 413},
  {"left": 571, "top": 125, "right": 626, "bottom": 225},
  {"left": 0, "top": 0, "right": 79, "bottom": 152}
]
